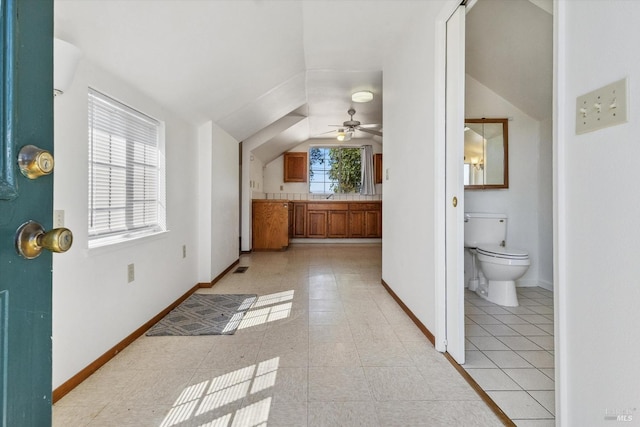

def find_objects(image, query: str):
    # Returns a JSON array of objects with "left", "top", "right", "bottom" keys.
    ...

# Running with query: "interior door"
[
  {"left": 445, "top": 5, "right": 466, "bottom": 364},
  {"left": 1, "top": 1, "right": 55, "bottom": 425}
]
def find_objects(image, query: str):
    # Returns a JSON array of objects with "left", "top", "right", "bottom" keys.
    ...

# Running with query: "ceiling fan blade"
[
  {"left": 316, "top": 129, "right": 338, "bottom": 135},
  {"left": 358, "top": 123, "right": 382, "bottom": 129},
  {"left": 358, "top": 128, "right": 382, "bottom": 137}
]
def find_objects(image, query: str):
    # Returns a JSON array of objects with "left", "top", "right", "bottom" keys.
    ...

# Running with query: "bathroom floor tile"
[
  {"left": 467, "top": 314, "right": 503, "bottom": 325},
  {"left": 515, "top": 351, "right": 555, "bottom": 369},
  {"left": 508, "top": 323, "right": 550, "bottom": 337},
  {"left": 529, "top": 390, "right": 555, "bottom": 415},
  {"left": 483, "top": 351, "right": 534, "bottom": 369},
  {"left": 496, "top": 336, "right": 544, "bottom": 351},
  {"left": 480, "top": 324, "right": 521, "bottom": 337},
  {"left": 492, "top": 314, "right": 530, "bottom": 325},
  {"left": 503, "top": 369, "right": 554, "bottom": 390},
  {"left": 486, "top": 391, "right": 553, "bottom": 419},
  {"left": 462, "top": 351, "right": 498, "bottom": 369},
  {"left": 465, "top": 324, "right": 491, "bottom": 337},
  {"left": 465, "top": 369, "right": 521, "bottom": 391},
  {"left": 467, "top": 336, "right": 511, "bottom": 351},
  {"left": 526, "top": 335, "right": 554, "bottom": 350}
]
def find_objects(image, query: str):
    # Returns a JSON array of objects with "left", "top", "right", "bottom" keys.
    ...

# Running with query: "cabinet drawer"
[
  {"left": 307, "top": 203, "right": 348, "bottom": 211},
  {"left": 348, "top": 203, "right": 381, "bottom": 211}
]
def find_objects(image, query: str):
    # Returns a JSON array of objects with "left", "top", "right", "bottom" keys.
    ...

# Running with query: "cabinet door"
[
  {"left": 284, "top": 152, "right": 308, "bottom": 182},
  {"left": 349, "top": 211, "right": 365, "bottom": 237},
  {"left": 293, "top": 203, "right": 306, "bottom": 237},
  {"left": 374, "top": 153, "right": 383, "bottom": 184},
  {"left": 364, "top": 210, "right": 382, "bottom": 237},
  {"left": 307, "top": 211, "right": 327, "bottom": 237},
  {"left": 252, "top": 201, "right": 289, "bottom": 250},
  {"left": 328, "top": 211, "right": 349, "bottom": 237}
]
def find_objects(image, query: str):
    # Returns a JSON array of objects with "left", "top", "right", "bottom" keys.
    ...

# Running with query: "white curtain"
[{"left": 360, "top": 145, "right": 375, "bottom": 195}]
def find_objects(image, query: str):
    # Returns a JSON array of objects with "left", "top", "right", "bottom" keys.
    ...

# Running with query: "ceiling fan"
[{"left": 327, "top": 108, "right": 382, "bottom": 141}]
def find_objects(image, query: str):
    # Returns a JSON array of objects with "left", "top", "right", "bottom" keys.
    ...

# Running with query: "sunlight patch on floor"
[{"left": 159, "top": 357, "right": 279, "bottom": 427}]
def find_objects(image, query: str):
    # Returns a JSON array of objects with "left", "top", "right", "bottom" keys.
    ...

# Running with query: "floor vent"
[{"left": 234, "top": 266, "right": 249, "bottom": 274}]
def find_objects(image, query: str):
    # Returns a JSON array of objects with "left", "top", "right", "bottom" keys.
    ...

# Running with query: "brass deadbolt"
[
  {"left": 18, "top": 145, "right": 54, "bottom": 179},
  {"left": 15, "top": 221, "right": 73, "bottom": 259}
]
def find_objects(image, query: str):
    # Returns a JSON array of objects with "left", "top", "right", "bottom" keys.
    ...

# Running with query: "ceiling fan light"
[
  {"left": 351, "top": 91, "right": 373, "bottom": 103},
  {"left": 337, "top": 129, "right": 346, "bottom": 142}
]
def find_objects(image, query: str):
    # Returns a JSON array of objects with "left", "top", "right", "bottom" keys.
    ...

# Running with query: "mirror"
[{"left": 464, "top": 118, "right": 508, "bottom": 189}]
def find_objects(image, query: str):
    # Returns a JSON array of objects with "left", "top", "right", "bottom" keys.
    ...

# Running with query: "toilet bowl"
[{"left": 476, "top": 245, "right": 530, "bottom": 307}]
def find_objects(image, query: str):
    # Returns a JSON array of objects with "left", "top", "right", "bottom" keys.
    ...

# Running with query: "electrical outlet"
[
  {"left": 182, "top": 245, "right": 187, "bottom": 258},
  {"left": 127, "top": 264, "right": 135, "bottom": 283},
  {"left": 280, "top": 185, "right": 284, "bottom": 191},
  {"left": 385, "top": 168, "right": 390, "bottom": 180},
  {"left": 576, "top": 77, "right": 628, "bottom": 134},
  {"left": 54, "top": 210, "right": 64, "bottom": 228}
]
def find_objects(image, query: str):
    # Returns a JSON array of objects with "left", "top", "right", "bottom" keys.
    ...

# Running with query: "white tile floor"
[
  {"left": 464, "top": 287, "right": 555, "bottom": 427},
  {"left": 53, "top": 244, "right": 504, "bottom": 426}
]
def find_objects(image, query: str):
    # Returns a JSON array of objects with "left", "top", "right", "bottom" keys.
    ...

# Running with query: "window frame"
[
  {"left": 308, "top": 145, "right": 362, "bottom": 195},
  {"left": 87, "top": 88, "right": 167, "bottom": 248}
]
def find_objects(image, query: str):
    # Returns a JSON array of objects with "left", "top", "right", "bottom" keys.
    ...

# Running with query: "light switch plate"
[
  {"left": 576, "top": 78, "right": 628, "bottom": 134},
  {"left": 54, "top": 210, "right": 64, "bottom": 228}
]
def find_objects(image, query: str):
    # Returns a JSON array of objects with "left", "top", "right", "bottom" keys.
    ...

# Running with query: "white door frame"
[{"left": 434, "top": 0, "right": 466, "bottom": 355}]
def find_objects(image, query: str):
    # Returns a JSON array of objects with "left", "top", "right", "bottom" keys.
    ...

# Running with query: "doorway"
[{"left": 458, "top": 0, "right": 555, "bottom": 422}]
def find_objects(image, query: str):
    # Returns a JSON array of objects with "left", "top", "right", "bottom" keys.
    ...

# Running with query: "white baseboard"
[{"left": 516, "top": 279, "right": 553, "bottom": 290}]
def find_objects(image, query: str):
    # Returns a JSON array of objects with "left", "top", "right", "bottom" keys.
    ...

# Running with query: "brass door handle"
[
  {"left": 15, "top": 221, "right": 73, "bottom": 259},
  {"left": 452, "top": 196, "right": 458, "bottom": 207},
  {"left": 18, "top": 145, "right": 54, "bottom": 179}
]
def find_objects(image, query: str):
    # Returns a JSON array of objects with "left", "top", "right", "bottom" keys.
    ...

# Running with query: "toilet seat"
[{"left": 477, "top": 245, "right": 529, "bottom": 260}]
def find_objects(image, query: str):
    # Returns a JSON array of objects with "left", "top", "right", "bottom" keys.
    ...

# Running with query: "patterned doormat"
[{"left": 146, "top": 293, "right": 257, "bottom": 336}]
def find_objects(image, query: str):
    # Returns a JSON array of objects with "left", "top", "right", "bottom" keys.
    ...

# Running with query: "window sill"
[{"left": 87, "top": 229, "right": 170, "bottom": 255}]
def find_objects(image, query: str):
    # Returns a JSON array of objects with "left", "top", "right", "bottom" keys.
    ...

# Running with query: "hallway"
[{"left": 53, "top": 244, "right": 501, "bottom": 426}]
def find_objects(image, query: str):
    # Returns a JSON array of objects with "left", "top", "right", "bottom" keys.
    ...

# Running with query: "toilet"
[{"left": 464, "top": 213, "right": 530, "bottom": 307}]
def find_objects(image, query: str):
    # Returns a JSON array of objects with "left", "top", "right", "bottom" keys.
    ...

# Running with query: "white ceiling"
[{"left": 55, "top": 0, "right": 552, "bottom": 163}]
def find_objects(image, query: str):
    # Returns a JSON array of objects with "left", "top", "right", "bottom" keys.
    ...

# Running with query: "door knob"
[
  {"left": 15, "top": 221, "right": 73, "bottom": 259},
  {"left": 17, "top": 145, "right": 54, "bottom": 179},
  {"left": 452, "top": 196, "right": 458, "bottom": 207}
]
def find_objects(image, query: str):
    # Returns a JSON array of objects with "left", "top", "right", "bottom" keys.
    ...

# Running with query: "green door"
[{"left": 1, "top": 1, "right": 55, "bottom": 425}]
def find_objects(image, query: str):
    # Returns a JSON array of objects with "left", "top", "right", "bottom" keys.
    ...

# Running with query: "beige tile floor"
[
  {"left": 53, "top": 244, "right": 503, "bottom": 427},
  {"left": 464, "top": 287, "right": 556, "bottom": 427}
]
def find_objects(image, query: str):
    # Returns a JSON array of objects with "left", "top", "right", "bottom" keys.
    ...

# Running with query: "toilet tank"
[{"left": 464, "top": 213, "right": 507, "bottom": 248}]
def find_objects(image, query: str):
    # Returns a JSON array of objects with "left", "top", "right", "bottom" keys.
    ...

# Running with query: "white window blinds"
[{"left": 88, "top": 88, "right": 166, "bottom": 247}]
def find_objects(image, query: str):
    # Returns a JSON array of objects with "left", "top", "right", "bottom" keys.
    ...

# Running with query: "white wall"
[
  {"left": 210, "top": 125, "right": 240, "bottom": 276},
  {"left": 249, "top": 154, "right": 265, "bottom": 199},
  {"left": 382, "top": 0, "right": 449, "bottom": 335},
  {"left": 261, "top": 138, "right": 383, "bottom": 198},
  {"left": 557, "top": 1, "right": 640, "bottom": 425},
  {"left": 52, "top": 60, "right": 199, "bottom": 388},
  {"left": 464, "top": 75, "right": 551, "bottom": 287}
]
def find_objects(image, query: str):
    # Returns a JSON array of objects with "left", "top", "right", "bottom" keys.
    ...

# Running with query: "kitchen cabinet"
[
  {"left": 283, "top": 152, "right": 307, "bottom": 182},
  {"left": 252, "top": 199, "right": 289, "bottom": 250},
  {"left": 374, "top": 153, "right": 383, "bottom": 184},
  {"left": 292, "top": 201, "right": 381, "bottom": 239},
  {"left": 293, "top": 203, "right": 306, "bottom": 237},
  {"left": 307, "top": 211, "right": 327, "bottom": 238},
  {"left": 349, "top": 203, "right": 381, "bottom": 238}
]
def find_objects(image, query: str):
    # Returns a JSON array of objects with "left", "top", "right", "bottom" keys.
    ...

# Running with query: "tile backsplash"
[{"left": 263, "top": 193, "right": 382, "bottom": 201}]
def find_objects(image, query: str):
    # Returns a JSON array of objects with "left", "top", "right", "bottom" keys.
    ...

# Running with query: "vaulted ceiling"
[{"left": 55, "top": 0, "right": 552, "bottom": 164}]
